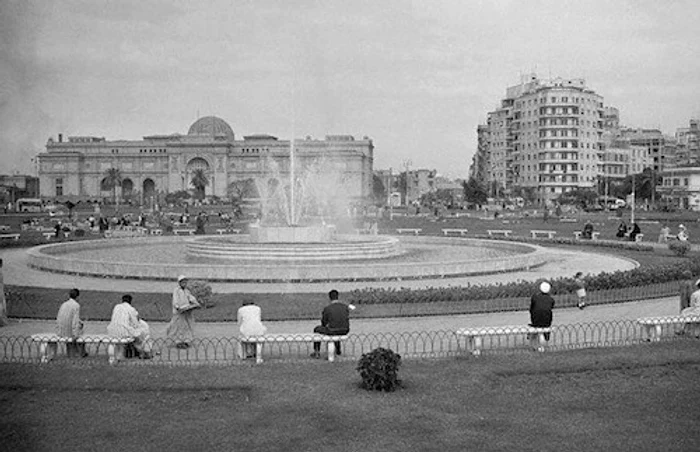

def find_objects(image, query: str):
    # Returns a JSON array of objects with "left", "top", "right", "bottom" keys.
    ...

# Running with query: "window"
[{"left": 55, "top": 178, "right": 63, "bottom": 196}]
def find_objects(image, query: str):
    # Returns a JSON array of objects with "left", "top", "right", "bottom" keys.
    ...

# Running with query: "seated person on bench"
[
  {"left": 582, "top": 221, "right": 594, "bottom": 239},
  {"left": 311, "top": 289, "right": 353, "bottom": 358},
  {"left": 107, "top": 294, "right": 153, "bottom": 359},
  {"left": 237, "top": 301, "right": 268, "bottom": 358},
  {"left": 56, "top": 288, "right": 88, "bottom": 358}
]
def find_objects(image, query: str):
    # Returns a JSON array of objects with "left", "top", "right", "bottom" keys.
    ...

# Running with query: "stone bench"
[
  {"left": 637, "top": 315, "right": 700, "bottom": 342},
  {"left": 31, "top": 334, "right": 135, "bottom": 364},
  {"left": 396, "top": 228, "right": 422, "bottom": 235},
  {"left": 0, "top": 225, "right": 10, "bottom": 232},
  {"left": 150, "top": 228, "right": 163, "bottom": 235},
  {"left": 216, "top": 228, "right": 241, "bottom": 235},
  {"left": 0, "top": 233, "right": 20, "bottom": 241},
  {"left": 530, "top": 230, "right": 557, "bottom": 239},
  {"left": 173, "top": 229, "right": 195, "bottom": 236},
  {"left": 442, "top": 228, "right": 469, "bottom": 236},
  {"left": 634, "top": 234, "right": 644, "bottom": 243},
  {"left": 486, "top": 229, "right": 512, "bottom": 238},
  {"left": 42, "top": 232, "right": 56, "bottom": 239},
  {"left": 236, "top": 333, "right": 349, "bottom": 363},
  {"left": 456, "top": 325, "right": 552, "bottom": 355}
]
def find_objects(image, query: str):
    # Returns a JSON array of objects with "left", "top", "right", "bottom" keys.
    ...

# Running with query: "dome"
[{"left": 187, "top": 116, "right": 234, "bottom": 140}]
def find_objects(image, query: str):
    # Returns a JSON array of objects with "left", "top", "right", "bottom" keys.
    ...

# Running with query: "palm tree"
[
  {"left": 190, "top": 168, "right": 209, "bottom": 200},
  {"left": 103, "top": 168, "right": 122, "bottom": 205}
]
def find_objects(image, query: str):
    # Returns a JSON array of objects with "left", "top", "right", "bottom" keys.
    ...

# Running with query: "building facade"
[
  {"left": 658, "top": 166, "right": 700, "bottom": 210},
  {"left": 37, "top": 116, "right": 374, "bottom": 204},
  {"left": 478, "top": 74, "right": 606, "bottom": 204}
]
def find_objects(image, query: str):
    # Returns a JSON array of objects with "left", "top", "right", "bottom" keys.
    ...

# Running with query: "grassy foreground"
[{"left": 1, "top": 341, "right": 699, "bottom": 452}]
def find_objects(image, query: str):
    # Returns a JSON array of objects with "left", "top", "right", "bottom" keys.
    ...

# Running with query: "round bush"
[{"left": 357, "top": 347, "right": 402, "bottom": 392}]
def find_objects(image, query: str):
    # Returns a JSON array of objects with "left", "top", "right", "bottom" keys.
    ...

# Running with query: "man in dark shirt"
[
  {"left": 530, "top": 281, "right": 555, "bottom": 341},
  {"left": 312, "top": 289, "right": 351, "bottom": 358}
]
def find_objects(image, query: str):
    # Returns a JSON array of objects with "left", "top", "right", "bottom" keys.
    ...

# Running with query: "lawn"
[{"left": 1, "top": 341, "right": 699, "bottom": 452}]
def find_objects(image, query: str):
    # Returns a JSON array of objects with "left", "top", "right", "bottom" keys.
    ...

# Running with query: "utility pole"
[
  {"left": 388, "top": 167, "right": 393, "bottom": 220},
  {"left": 403, "top": 159, "right": 412, "bottom": 207}
]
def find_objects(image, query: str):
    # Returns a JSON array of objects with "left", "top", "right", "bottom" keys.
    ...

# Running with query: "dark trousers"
[
  {"left": 313, "top": 326, "right": 348, "bottom": 354},
  {"left": 66, "top": 341, "right": 88, "bottom": 358}
]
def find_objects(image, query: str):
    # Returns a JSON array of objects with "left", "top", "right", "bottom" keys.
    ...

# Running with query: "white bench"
[
  {"left": 396, "top": 228, "right": 422, "bottom": 235},
  {"left": 442, "top": 228, "right": 469, "bottom": 236},
  {"left": 0, "top": 225, "right": 10, "bottom": 232},
  {"left": 637, "top": 315, "right": 700, "bottom": 342},
  {"left": 236, "top": 333, "right": 349, "bottom": 364},
  {"left": 42, "top": 232, "right": 56, "bottom": 239},
  {"left": 592, "top": 231, "right": 600, "bottom": 240},
  {"left": 634, "top": 234, "right": 644, "bottom": 243},
  {"left": 530, "top": 230, "right": 557, "bottom": 239},
  {"left": 150, "top": 228, "right": 163, "bottom": 235},
  {"left": 456, "top": 325, "right": 552, "bottom": 355},
  {"left": 559, "top": 218, "right": 578, "bottom": 223},
  {"left": 487, "top": 229, "right": 512, "bottom": 238},
  {"left": 216, "top": 228, "right": 241, "bottom": 235},
  {"left": 0, "top": 233, "right": 20, "bottom": 241},
  {"left": 173, "top": 228, "right": 195, "bottom": 236},
  {"left": 31, "top": 334, "right": 135, "bottom": 364}
]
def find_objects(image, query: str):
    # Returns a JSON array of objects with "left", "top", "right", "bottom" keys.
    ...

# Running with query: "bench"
[
  {"left": 486, "top": 229, "right": 512, "bottom": 238},
  {"left": 637, "top": 315, "right": 700, "bottom": 342},
  {"left": 150, "top": 228, "right": 163, "bottom": 235},
  {"left": 396, "top": 228, "right": 422, "bottom": 235},
  {"left": 442, "top": 228, "right": 469, "bottom": 236},
  {"left": 31, "top": 334, "right": 135, "bottom": 364},
  {"left": 456, "top": 325, "right": 552, "bottom": 355},
  {"left": 0, "top": 225, "right": 10, "bottom": 232},
  {"left": 173, "top": 229, "right": 195, "bottom": 236},
  {"left": 634, "top": 234, "right": 644, "bottom": 243},
  {"left": 559, "top": 218, "right": 578, "bottom": 223},
  {"left": 42, "top": 232, "right": 57, "bottom": 239},
  {"left": 530, "top": 230, "right": 556, "bottom": 239},
  {"left": 236, "top": 333, "right": 349, "bottom": 363},
  {"left": 591, "top": 232, "right": 600, "bottom": 240},
  {"left": 0, "top": 233, "right": 20, "bottom": 241},
  {"left": 216, "top": 228, "right": 242, "bottom": 235}
]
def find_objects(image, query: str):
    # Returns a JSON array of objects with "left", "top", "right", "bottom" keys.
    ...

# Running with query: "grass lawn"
[{"left": 1, "top": 341, "right": 699, "bottom": 452}]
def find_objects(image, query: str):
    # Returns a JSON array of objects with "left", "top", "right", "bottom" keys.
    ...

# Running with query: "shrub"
[
  {"left": 187, "top": 279, "right": 214, "bottom": 308},
  {"left": 669, "top": 241, "right": 691, "bottom": 257},
  {"left": 357, "top": 347, "right": 402, "bottom": 392},
  {"left": 73, "top": 229, "right": 86, "bottom": 237}
]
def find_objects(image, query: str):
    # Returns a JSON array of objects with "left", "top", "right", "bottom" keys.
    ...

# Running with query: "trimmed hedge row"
[{"left": 346, "top": 256, "right": 699, "bottom": 305}]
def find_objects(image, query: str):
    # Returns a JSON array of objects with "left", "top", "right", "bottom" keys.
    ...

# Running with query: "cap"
[
  {"left": 539, "top": 282, "right": 551, "bottom": 294},
  {"left": 177, "top": 275, "right": 188, "bottom": 282}
]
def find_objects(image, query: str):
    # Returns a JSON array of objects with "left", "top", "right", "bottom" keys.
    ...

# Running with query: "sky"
[{"left": 1, "top": 0, "right": 700, "bottom": 179}]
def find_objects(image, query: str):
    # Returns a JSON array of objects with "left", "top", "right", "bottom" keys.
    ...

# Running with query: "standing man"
[
  {"left": 107, "top": 294, "right": 153, "bottom": 359},
  {"left": 166, "top": 275, "right": 200, "bottom": 349},
  {"left": 529, "top": 281, "right": 555, "bottom": 348},
  {"left": 56, "top": 288, "right": 88, "bottom": 357},
  {"left": 311, "top": 289, "right": 353, "bottom": 358}
]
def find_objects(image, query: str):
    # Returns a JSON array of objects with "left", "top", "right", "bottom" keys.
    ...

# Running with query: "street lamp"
[{"left": 403, "top": 159, "right": 412, "bottom": 207}]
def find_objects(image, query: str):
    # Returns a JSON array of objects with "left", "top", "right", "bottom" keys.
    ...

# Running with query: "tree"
[
  {"left": 164, "top": 190, "right": 191, "bottom": 206},
  {"left": 103, "top": 168, "right": 122, "bottom": 205},
  {"left": 462, "top": 177, "right": 488, "bottom": 204},
  {"left": 556, "top": 188, "right": 597, "bottom": 208},
  {"left": 190, "top": 169, "right": 209, "bottom": 200},
  {"left": 372, "top": 174, "right": 386, "bottom": 204},
  {"left": 227, "top": 178, "right": 256, "bottom": 202}
]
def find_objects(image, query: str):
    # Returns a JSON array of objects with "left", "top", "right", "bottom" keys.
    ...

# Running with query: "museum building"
[{"left": 37, "top": 116, "right": 374, "bottom": 203}]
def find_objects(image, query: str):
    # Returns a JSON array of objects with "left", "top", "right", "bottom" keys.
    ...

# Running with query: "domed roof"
[{"left": 187, "top": 116, "right": 234, "bottom": 140}]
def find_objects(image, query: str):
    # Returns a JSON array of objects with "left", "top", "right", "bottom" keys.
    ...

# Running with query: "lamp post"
[
  {"left": 387, "top": 167, "right": 393, "bottom": 221},
  {"left": 403, "top": 159, "right": 412, "bottom": 207}
]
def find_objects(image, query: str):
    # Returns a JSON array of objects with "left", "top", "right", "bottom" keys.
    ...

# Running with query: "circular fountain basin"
[{"left": 26, "top": 235, "right": 553, "bottom": 283}]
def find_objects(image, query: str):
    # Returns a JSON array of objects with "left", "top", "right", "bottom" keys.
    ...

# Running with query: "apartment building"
[{"left": 479, "top": 74, "right": 605, "bottom": 204}]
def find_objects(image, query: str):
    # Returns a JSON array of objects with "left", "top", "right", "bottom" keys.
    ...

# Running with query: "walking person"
[
  {"left": 166, "top": 275, "right": 200, "bottom": 349},
  {"left": 574, "top": 272, "right": 587, "bottom": 309}
]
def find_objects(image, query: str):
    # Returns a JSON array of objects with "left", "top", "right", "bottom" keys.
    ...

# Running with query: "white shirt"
[
  {"left": 107, "top": 302, "right": 141, "bottom": 338},
  {"left": 237, "top": 305, "right": 267, "bottom": 336}
]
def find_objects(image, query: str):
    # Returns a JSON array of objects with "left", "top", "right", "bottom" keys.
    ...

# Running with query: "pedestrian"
[
  {"left": 166, "top": 275, "right": 200, "bottom": 349},
  {"left": 574, "top": 272, "right": 586, "bottom": 309}
]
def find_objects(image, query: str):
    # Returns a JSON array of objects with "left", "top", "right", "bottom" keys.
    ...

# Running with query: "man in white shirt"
[{"left": 107, "top": 294, "right": 153, "bottom": 359}]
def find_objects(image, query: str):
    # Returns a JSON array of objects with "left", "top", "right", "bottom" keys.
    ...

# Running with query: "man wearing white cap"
[
  {"left": 530, "top": 281, "right": 555, "bottom": 341},
  {"left": 166, "top": 275, "right": 200, "bottom": 349},
  {"left": 677, "top": 224, "right": 689, "bottom": 242}
]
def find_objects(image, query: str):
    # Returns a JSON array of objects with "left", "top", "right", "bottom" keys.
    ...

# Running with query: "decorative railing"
[{"left": 1, "top": 319, "right": 694, "bottom": 365}]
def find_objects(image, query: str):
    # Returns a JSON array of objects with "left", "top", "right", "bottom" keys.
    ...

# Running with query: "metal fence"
[{"left": 1, "top": 319, "right": 695, "bottom": 366}]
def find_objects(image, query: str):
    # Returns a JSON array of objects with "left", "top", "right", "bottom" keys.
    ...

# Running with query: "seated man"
[
  {"left": 56, "top": 288, "right": 88, "bottom": 358},
  {"left": 107, "top": 294, "right": 153, "bottom": 359},
  {"left": 237, "top": 301, "right": 267, "bottom": 359},
  {"left": 582, "top": 221, "right": 594, "bottom": 239},
  {"left": 311, "top": 289, "right": 352, "bottom": 358}
]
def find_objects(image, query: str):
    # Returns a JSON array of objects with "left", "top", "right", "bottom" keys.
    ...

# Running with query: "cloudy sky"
[{"left": 1, "top": 0, "right": 699, "bottom": 178}]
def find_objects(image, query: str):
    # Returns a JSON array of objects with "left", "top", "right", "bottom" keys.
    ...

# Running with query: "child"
[{"left": 574, "top": 272, "right": 586, "bottom": 310}]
